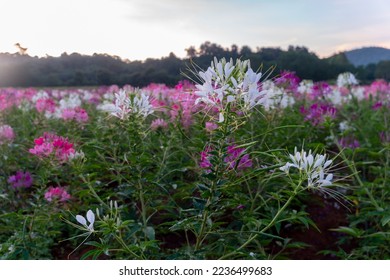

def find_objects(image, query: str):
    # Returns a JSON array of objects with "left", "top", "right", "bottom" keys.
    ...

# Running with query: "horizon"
[
  {"left": 2, "top": 44, "right": 389, "bottom": 62},
  {"left": 1, "top": 0, "right": 389, "bottom": 61}
]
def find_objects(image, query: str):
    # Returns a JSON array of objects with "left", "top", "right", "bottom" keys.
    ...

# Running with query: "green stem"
[
  {"left": 330, "top": 130, "right": 382, "bottom": 211},
  {"left": 219, "top": 193, "right": 296, "bottom": 260},
  {"left": 137, "top": 180, "right": 148, "bottom": 240},
  {"left": 194, "top": 197, "right": 212, "bottom": 251},
  {"left": 80, "top": 175, "right": 106, "bottom": 206}
]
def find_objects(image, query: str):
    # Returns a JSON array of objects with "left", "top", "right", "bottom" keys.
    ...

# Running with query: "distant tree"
[
  {"left": 230, "top": 44, "right": 239, "bottom": 58},
  {"left": 198, "top": 41, "right": 225, "bottom": 57},
  {"left": 185, "top": 46, "right": 197, "bottom": 58},
  {"left": 375, "top": 60, "right": 390, "bottom": 80},
  {"left": 240, "top": 45, "right": 252, "bottom": 57}
]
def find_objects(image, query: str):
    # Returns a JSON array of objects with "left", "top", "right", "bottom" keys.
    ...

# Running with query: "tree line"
[{"left": 1, "top": 42, "right": 389, "bottom": 87}]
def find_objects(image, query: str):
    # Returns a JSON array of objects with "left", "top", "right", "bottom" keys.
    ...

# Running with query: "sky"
[{"left": 0, "top": 0, "right": 389, "bottom": 61}]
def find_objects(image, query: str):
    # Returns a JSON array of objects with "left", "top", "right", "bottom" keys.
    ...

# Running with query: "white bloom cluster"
[
  {"left": 99, "top": 89, "right": 154, "bottom": 119},
  {"left": 194, "top": 57, "right": 263, "bottom": 121},
  {"left": 337, "top": 72, "right": 358, "bottom": 88},
  {"left": 339, "top": 121, "right": 352, "bottom": 132},
  {"left": 31, "top": 90, "right": 50, "bottom": 103},
  {"left": 297, "top": 80, "right": 314, "bottom": 95},
  {"left": 326, "top": 85, "right": 366, "bottom": 106},
  {"left": 259, "top": 81, "right": 295, "bottom": 110},
  {"left": 280, "top": 147, "right": 334, "bottom": 189}
]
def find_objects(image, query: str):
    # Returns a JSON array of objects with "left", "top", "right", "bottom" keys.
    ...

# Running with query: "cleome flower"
[
  {"left": 280, "top": 147, "right": 334, "bottom": 189},
  {"left": 194, "top": 57, "right": 263, "bottom": 122},
  {"left": 0, "top": 124, "right": 15, "bottom": 145},
  {"left": 99, "top": 89, "right": 154, "bottom": 119},
  {"left": 44, "top": 186, "right": 71, "bottom": 202},
  {"left": 76, "top": 210, "right": 95, "bottom": 232},
  {"left": 7, "top": 171, "right": 33, "bottom": 189},
  {"left": 337, "top": 72, "right": 358, "bottom": 88},
  {"left": 29, "top": 132, "right": 77, "bottom": 162}
]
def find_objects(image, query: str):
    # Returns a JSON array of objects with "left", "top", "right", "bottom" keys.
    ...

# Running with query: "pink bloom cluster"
[
  {"left": 0, "top": 124, "right": 15, "bottom": 145},
  {"left": 150, "top": 118, "right": 168, "bottom": 130},
  {"left": 29, "top": 132, "right": 76, "bottom": 162},
  {"left": 145, "top": 82, "right": 198, "bottom": 129},
  {"left": 44, "top": 186, "right": 71, "bottom": 202},
  {"left": 36, "top": 98, "right": 56, "bottom": 113},
  {"left": 8, "top": 171, "right": 33, "bottom": 188},
  {"left": 61, "top": 107, "right": 89, "bottom": 123},
  {"left": 199, "top": 144, "right": 253, "bottom": 172},
  {"left": 300, "top": 103, "right": 337, "bottom": 126}
]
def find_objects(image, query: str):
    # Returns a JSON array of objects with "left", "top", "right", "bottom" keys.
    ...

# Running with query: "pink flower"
[
  {"left": 75, "top": 108, "right": 89, "bottom": 123},
  {"left": 36, "top": 98, "right": 56, "bottom": 113},
  {"left": 61, "top": 107, "right": 89, "bottom": 123},
  {"left": 205, "top": 122, "right": 218, "bottom": 132},
  {"left": 61, "top": 108, "right": 76, "bottom": 120},
  {"left": 199, "top": 147, "right": 213, "bottom": 170},
  {"left": 8, "top": 171, "right": 33, "bottom": 188},
  {"left": 150, "top": 118, "right": 168, "bottom": 130},
  {"left": 29, "top": 132, "right": 76, "bottom": 162},
  {"left": 0, "top": 125, "right": 15, "bottom": 145},
  {"left": 44, "top": 186, "right": 71, "bottom": 202}
]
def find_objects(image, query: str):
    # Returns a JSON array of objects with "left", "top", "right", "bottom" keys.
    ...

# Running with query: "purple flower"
[
  {"left": 372, "top": 102, "right": 383, "bottom": 110},
  {"left": 199, "top": 144, "right": 253, "bottom": 173},
  {"left": 301, "top": 103, "right": 337, "bottom": 126},
  {"left": 225, "top": 145, "right": 253, "bottom": 170},
  {"left": 339, "top": 136, "right": 360, "bottom": 149},
  {"left": 8, "top": 171, "right": 33, "bottom": 189},
  {"left": 275, "top": 71, "right": 301, "bottom": 92}
]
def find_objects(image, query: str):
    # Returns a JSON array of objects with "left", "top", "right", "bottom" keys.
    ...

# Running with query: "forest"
[{"left": 1, "top": 41, "right": 389, "bottom": 87}]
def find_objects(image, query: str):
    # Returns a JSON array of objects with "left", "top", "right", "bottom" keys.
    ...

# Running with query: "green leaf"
[
  {"left": 144, "top": 226, "right": 155, "bottom": 240},
  {"left": 380, "top": 215, "right": 390, "bottom": 227},
  {"left": 331, "top": 226, "right": 362, "bottom": 237}
]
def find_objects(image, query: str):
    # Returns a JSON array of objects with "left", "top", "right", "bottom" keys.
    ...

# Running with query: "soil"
[{"left": 279, "top": 192, "right": 354, "bottom": 259}]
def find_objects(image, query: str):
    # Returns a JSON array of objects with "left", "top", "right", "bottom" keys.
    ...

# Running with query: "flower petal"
[
  {"left": 86, "top": 210, "right": 95, "bottom": 225},
  {"left": 76, "top": 215, "right": 87, "bottom": 226}
]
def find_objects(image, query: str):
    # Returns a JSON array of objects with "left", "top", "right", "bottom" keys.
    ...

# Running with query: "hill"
[{"left": 343, "top": 47, "right": 390, "bottom": 66}]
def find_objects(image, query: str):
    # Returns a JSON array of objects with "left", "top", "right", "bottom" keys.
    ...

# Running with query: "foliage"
[
  {"left": 2, "top": 42, "right": 387, "bottom": 88},
  {"left": 0, "top": 59, "right": 389, "bottom": 259}
]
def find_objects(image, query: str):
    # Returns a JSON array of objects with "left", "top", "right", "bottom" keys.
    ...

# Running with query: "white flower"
[
  {"left": 280, "top": 147, "right": 334, "bottom": 189},
  {"left": 297, "top": 80, "right": 313, "bottom": 95},
  {"left": 132, "top": 92, "right": 154, "bottom": 117},
  {"left": 76, "top": 210, "right": 95, "bottom": 232},
  {"left": 339, "top": 121, "right": 351, "bottom": 132},
  {"left": 258, "top": 81, "right": 294, "bottom": 111},
  {"left": 99, "top": 89, "right": 154, "bottom": 119},
  {"left": 194, "top": 57, "right": 264, "bottom": 113},
  {"left": 337, "top": 72, "right": 358, "bottom": 88},
  {"left": 100, "top": 89, "right": 131, "bottom": 119},
  {"left": 32, "top": 90, "right": 50, "bottom": 103}
]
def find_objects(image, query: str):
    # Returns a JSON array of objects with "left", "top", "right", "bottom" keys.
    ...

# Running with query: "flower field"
[{"left": 0, "top": 58, "right": 389, "bottom": 260}]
